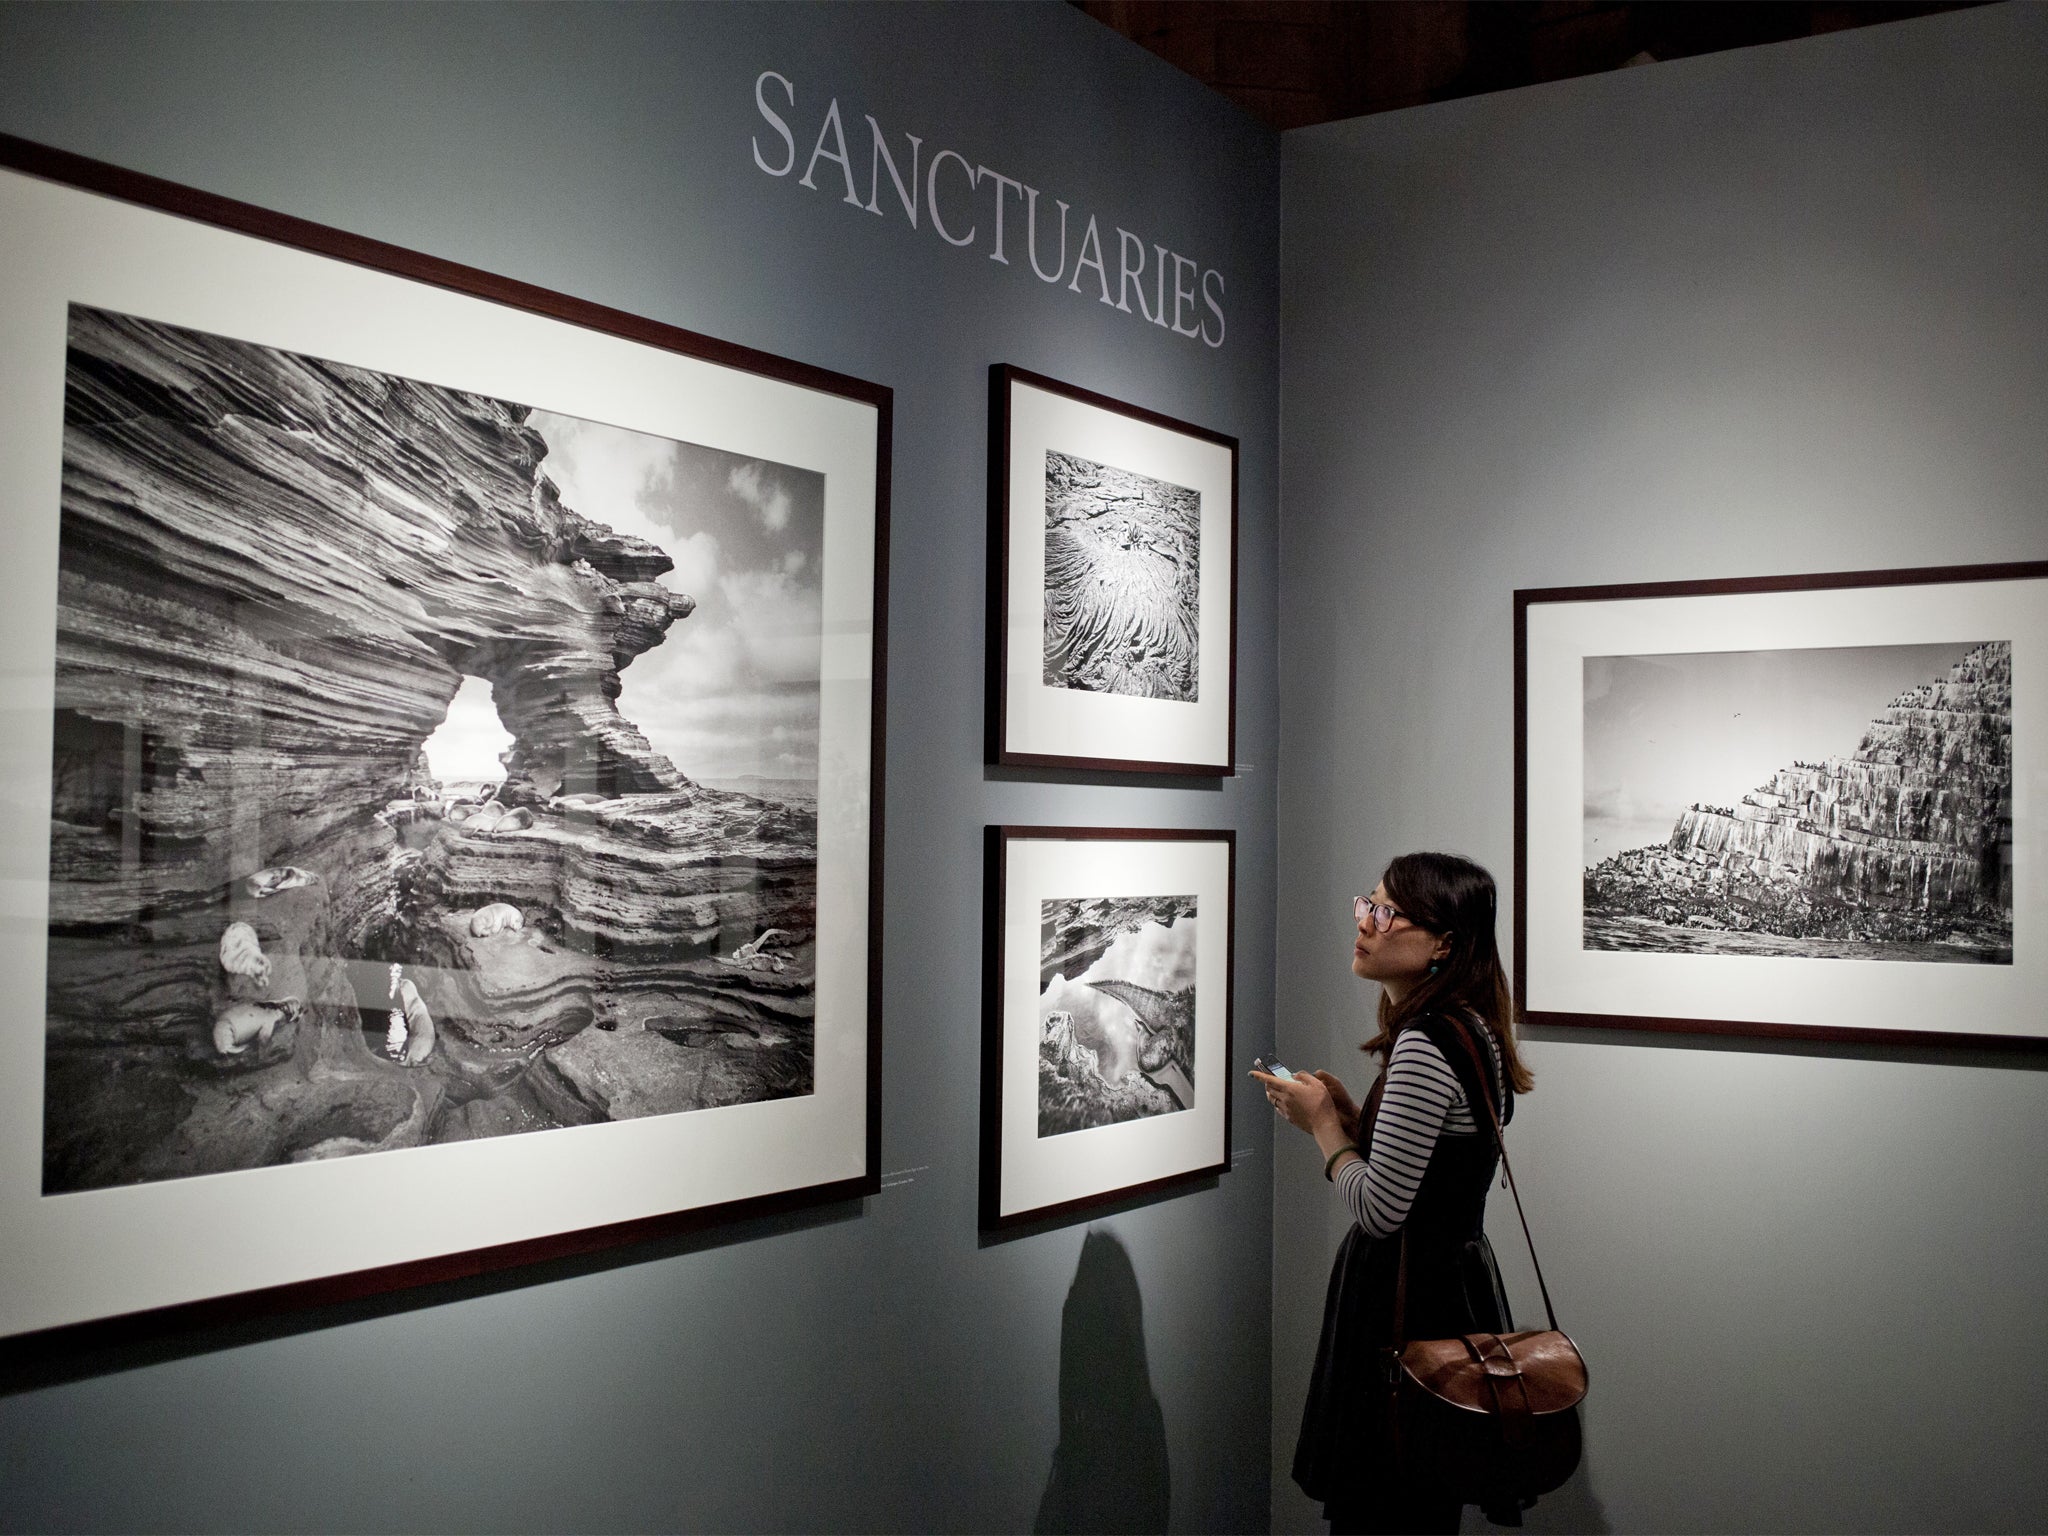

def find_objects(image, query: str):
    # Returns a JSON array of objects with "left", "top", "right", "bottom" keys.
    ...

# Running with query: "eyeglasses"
[{"left": 1354, "top": 896, "right": 1414, "bottom": 933}]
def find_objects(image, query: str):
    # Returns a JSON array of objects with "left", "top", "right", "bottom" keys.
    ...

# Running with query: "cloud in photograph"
[
  {"left": 529, "top": 410, "right": 826, "bottom": 784},
  {"left": 527, "top": 411, "right": 676, "bottom": 554},
  {"left": 728, "top": 461, "right": 793, "bottom": 532}
]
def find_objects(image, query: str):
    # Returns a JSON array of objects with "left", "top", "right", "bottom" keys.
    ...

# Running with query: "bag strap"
[
  {"left": 1448, "top": 1016, "right": 1562, "bottom": 1334},
  {"left": 1387, "top": 1017, "right": 1561, "bottom": 1371}
]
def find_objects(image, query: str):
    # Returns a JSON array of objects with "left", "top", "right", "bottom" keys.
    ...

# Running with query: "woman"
[{"left": 1253, "top": 851, "right": 1536, "bottom": 1535}]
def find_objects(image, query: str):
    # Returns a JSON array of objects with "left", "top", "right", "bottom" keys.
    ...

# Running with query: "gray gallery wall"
[
  {"left": 0, "top": 4, "right": 1280, "bottom": 1531},
  {"left": 1274, "top": 5, "right": 2048, "bottom": 1532}
]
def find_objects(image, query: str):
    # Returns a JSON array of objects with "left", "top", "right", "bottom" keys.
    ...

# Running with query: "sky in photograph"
[
  {"left": 1581, "top": 640, "right": 1989, "bottom": 864},
  {"left": 420, "top": 409, "right": 826, "bottom": 788},
  {"left": 421, "top": 675, "right": 516, "bottom": 783},
  {"left": 1039, "top": 909, "right": 1198, "bottom": 1080}
]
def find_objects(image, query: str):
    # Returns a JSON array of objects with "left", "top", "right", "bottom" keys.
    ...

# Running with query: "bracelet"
[{"left": 1323, "top": 1144, "right": 1360, "bottom": 1181}]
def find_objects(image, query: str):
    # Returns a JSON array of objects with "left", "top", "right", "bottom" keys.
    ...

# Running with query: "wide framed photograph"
[
  {"left": 988, "top": 365, "right": 1237, "bottom": 775},
  {"left": 1517, "top": 560, "right": 2046, "bottom": 1051},
  {"left": 982, "top": 826, "right": 1234, "bottom": 1229},
  {"left": 0, "top": 135, "right": 888, "bottom": 1343}
]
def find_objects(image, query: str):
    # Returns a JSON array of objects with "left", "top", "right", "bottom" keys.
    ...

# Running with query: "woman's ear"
[{"left": 1432, "top": 933, "right": 1454, "bottom": 963}]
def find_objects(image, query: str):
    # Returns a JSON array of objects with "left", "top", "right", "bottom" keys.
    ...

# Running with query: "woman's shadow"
[{"left": 1035, "top": 1229, "right": 1171, "bottom": 1535}]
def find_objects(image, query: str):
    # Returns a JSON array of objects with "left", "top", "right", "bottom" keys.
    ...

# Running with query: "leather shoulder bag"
[{"left": 1385, "top": 1020, "right": 1589, "bottom": 1507}]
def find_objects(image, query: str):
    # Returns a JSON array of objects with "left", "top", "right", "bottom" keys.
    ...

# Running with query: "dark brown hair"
[{"left": 1363, "top": 851, "right": 1535, "bottom": 1096}]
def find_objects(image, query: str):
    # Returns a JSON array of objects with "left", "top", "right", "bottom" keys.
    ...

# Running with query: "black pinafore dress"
[{"left": 1292, "top": 1014, "right": 1516, "bottom": 1529}]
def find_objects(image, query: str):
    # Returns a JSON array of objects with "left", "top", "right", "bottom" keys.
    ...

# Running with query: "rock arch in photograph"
[{"left": 42, "top": 305, "right": 816, "bottom": 1193}]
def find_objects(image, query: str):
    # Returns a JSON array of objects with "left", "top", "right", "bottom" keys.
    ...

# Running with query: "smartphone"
[{"left": 1252, "top": 1055, "right": 1294, "bottom": 1081}]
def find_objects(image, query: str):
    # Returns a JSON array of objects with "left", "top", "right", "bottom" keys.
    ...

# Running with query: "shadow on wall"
[
  {"left": 1035, "top": 1229, "right": 1171, "bottom": 1535},
  {"left": 1473, "top": 1444, "right": 1609, "bottom": 1534}
]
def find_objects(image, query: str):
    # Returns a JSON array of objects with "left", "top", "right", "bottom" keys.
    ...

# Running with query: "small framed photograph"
[
  {"left": 982, "top": 826, "right": 1234, "bottom": 1229},
  {"left": 0, "top": 136, "right": 887, "bottom": 1343},
  {"left": 988, "top": 365, "right": 1238, "bottom": 775},
  {"left": 1517, "top": 560, "right": 2047, "bottom": 1051}
]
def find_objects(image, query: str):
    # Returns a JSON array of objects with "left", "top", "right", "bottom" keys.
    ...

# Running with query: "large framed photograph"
[
  {"left": 1517, "top": 561, "right": 2046, "bottom": 1050},
  {"left": 982, "top": 826, "right": 1234, "bottom": 1228},
  {"left": 988, "top": 366, "right": 1237, "bottom": 775},
  {"left": 0, "top": 136, "right": 888, "bottom": 1342}
]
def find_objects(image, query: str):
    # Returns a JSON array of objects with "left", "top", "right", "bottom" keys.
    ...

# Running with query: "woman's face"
[{"left": 1351, "top": 881, "right": 1449, "bottom": 988}]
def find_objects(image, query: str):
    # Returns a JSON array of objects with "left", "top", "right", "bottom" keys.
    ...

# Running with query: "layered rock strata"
[
  {"left": 1041, "top": 450, "right": 1200, "bottom": 702},
  {"left": 1039, "top": 893, "right": 1197, "bottom": 991},
  {"left": 43, "top": 306, "right": 815, "bottom": 1193},
  {"left": 1038, "top": 1007, "right": 1180, "bottom": 1137},
  {"left": 1040, "top": 1010, "right": 1101, "bottom": 1081},
  {"left": 1584, "top": 642, "right": 2011, "bottom": 952}
]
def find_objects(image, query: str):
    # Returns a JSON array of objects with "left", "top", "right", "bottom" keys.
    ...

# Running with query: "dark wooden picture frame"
[
  {"left": 0, "top": 133, "right": 891, "bottom": 1348},
  {"left": 988, "top": 365, "right": 1239, "bottom": 776},
  {"left": 982, "top": 825, "right": 1235, "bottom": 1230},
  {"left": 1516, "top": 559, "right": 2046, "bottom": 1052}
]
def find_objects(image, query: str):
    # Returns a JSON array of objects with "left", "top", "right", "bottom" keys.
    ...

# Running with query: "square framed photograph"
[
  {"left": 982, "top": 826, "right": 1234, "bottom": 1229},
  {"left": 1517, "top": 561, "right": 2046, "bottom": 1051},
  {"left": 988, "top": 365, "right": 1238, "bottom": 775},
  {"left": 0, "top": 136, "right": 888, "bottom": 1343}
]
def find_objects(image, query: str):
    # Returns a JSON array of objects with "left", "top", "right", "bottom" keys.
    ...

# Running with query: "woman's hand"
[
  {"left": 1312, "top": 1070, "right": 1361, "bottom": 1142},
  {"left": 1250, "top": 1069, "right": 1343, "bottom": 1140}
]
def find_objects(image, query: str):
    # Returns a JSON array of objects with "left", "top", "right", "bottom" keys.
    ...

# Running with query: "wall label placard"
[{"left": 750, "top": 70, "right": 1228, "bottom": 349}]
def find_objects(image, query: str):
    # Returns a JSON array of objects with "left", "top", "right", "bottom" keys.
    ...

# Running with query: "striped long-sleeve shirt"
[{"left": 1336, "top": 1025, "right": 1501, "bottom": 1239}]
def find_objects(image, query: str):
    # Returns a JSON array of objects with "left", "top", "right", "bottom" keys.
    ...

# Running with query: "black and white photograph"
[
  {"left": 1041, "top": 450, "right": 1201, "bottom": 702},
  {"left": 43, "top": 305, "right": 829, "bottom": 1193},
  {"left": 990, "top": 366, "right": 1237, "bottom": 775},
  {"left": 984, "top": 826, "right": 1232, "bottom": 1229},
  {"left": 1517, "top": 562, "right": 2046, "bottom": 1051},
  {"left": 1582, "top": 641, "right": 2012, "bottom": 964},
  {"left": 0, "top": 151, "right": 884, "bottom": 1342},
  {"left": 1037, "top": 894, "right": 1197, "bottom": 1136}
]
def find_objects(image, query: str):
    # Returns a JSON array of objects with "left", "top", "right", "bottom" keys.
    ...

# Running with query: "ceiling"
[{"left": 1074, "top": 0, "right": 1990, "bottom": 130}]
